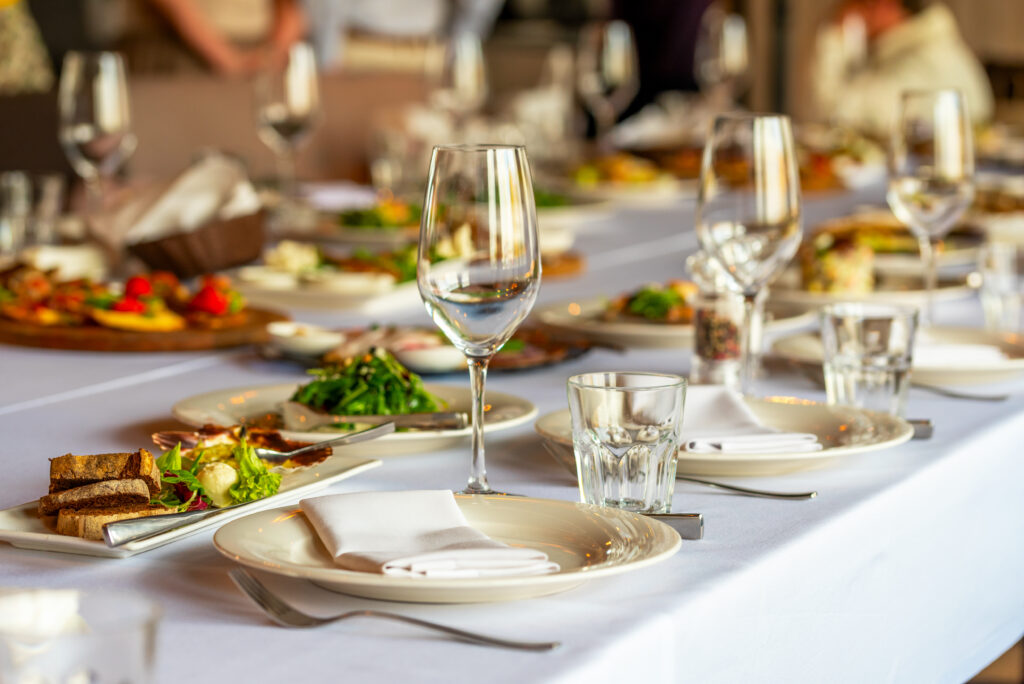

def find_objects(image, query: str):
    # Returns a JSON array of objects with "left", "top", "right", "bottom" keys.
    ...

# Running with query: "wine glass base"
[{"left": 457, "top": 488, "right": 525, "bottom": 497}]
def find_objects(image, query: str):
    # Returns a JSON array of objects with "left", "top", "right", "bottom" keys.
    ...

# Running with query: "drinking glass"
[
  {"left": 417, "top": 145, "right": 541, "bottom": 494},
  {"left": 696, "top": 113, "right": 802, "bottom": 395},
  {"left": 256, "top": 42, "right": 320, "bottom": 200},
  {"left": 58, "top": 51, "right": 135, "bottom": 212},
  {"left": 0, "top": 589, "right": 160, "bottom": 684},
  {"left": 430, "top": 33, "right": 488, "bottom": 124},
  {"left": 694, "top": 4, "right": 749, "bottom": 111},
  {"left": 568, "top": 372, "right": 686, "bottom": 514},
  {"left": 576, "top": 20, "right": 639, "bottom": 147},
  {"left": 887, "top": 89, "right": 974, "bottom": 327},
  {"left": 820, "top": 303, "right": 919, "bottom": 417},
  {"left": 978, "top": 242, "right": 1024, "bottom": 332}
]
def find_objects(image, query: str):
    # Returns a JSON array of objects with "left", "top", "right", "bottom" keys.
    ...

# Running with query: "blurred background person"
[
  {"left": 0, "top": 0, "right": 53, "bottom": 93},
  {"left": 812, "top": 0, "right": 993, "bottom": 137},
  {"left": 118, "top": 0, "right": 306, "bottom": 76}
]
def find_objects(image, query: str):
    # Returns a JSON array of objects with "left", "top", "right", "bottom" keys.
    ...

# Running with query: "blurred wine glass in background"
[
  {"left": 576, "top": 20, "right": 639, "bottom": 149},
  {"left": 256, "top": 42, "right": 320, "bottom": 206},
  {"left": 430, "top": 33, "right": 488, "bottom": 127},
  {"left": 58, "top": 51, "right": 135, "bottom": 214},
  {"left": 696, "top": 113, "right": 803, "bottom": 395},
  {"left": 887, "top": 89, "right": 974, "bottom": 327},
  {"left": 694, "top": 4, "right": 749, "bottom": 112}
]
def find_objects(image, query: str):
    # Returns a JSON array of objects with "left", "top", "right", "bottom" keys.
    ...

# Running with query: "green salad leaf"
[
  {"left": 627, "top": 287, "right": 686, "bottom": 321},
  {"left": 291, "top": 348, "right": 444, "bottom": 419},
  {"left": 229, "top": 438, "right": 282, "bottom": 504}
]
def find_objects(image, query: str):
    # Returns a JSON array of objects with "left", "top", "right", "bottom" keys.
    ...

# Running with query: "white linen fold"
[
  {"left": 300, "top": 490, "right": 559, "bottom": 579},
  {"left": 682, "top": 386, "right": 822, "bottom": 455}
]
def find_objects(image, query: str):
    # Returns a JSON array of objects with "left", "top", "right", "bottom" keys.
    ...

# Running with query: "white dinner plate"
[
  {"left": 536, "top": 297, "right": 814, "bottom": 349},
  {"left": 543, "top": 177, "right": 695, "bottom": 207},
  {"left": 771, "top": 327, "right": 1024, "bottom": 386},
  {"left": 0, "top": 454, "right": 381, "bottom": 558},
  {"left": 536, "top": 198, "right": 614, "bottom": 232},
  {"left": 534, "top": 399, "right": 913, "bottom": 477},
  {"left": 769, "top": 270, "right": 975, "bottom": 311},
  {"left": 213, "top": 496, "right": 681, "bottom": 603},
  {"left": 235, "top": 280, "right": 420, "bottom": 313},
  {"left": 172, "top": 383, "right": 538, "bottom": 457}
]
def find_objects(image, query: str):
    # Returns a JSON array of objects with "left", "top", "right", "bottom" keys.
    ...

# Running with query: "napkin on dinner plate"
[
  {"left": 912, "top": 334, "right": 1008, "bottom": 367},
  {"left": 682, "top": 386, "right": 822, "bottom": 454},
  {"left": 300, "top": 491, "right": 560, "bottom": 579}
]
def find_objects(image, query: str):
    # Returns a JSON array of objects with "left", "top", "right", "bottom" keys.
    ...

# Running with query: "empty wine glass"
[
  {"left": 256, "top": 42, "right": 320, "bottom": 202},
  {"left": 887, "top": 89, "right": 974, "bottom": 327},
  {"left": 694, "top": 4, "right": 749, "bottom": 112},
  {"left": 417, "top": 145, "right": 541, "bottom": 494},
  {"left": 58, "top": 51, "right": 135, "bottom": 212},
  {"left": 430, "top": 33, "right": 488, "bottom": 125},
  {"left": 696, "top": 113, "right": 803, "bottom": 395},
  {"left": 576, "top": 20, "right": 639, "bottom": 147}
]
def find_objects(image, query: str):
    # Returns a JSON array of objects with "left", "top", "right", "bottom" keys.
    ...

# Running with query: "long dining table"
[{"left": 1, "top": 183, "right": 1022, "bottom": 683}]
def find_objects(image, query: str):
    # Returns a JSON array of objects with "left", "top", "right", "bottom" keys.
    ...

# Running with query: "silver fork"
[{"left": 228, "top": 569, "right": 561, "bottom": 651}]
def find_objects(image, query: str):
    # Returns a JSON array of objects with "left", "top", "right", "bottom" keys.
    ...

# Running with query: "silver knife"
[
  {"left": 281, "top": 401, "right": 469, "bottom": 431},
  {"left": 647, "top": 513, "right": 704, "bottom": 540}
]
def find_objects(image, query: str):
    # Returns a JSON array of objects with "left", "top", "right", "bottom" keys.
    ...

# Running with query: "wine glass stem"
[
  {"left": 84, "top": 175, "right": 103, "bottom": 216},
  {"left": 920, "top": 236, "right": 938, "bottom": 327},
  {"left": 739, "top": 292, "right": 758, "bottom": 396},
  {"left": 465, "top": 355, "right": 491, "bottom": 494},
  {"left": 278, "top": 148, "right": 297, "bottom": 201}
]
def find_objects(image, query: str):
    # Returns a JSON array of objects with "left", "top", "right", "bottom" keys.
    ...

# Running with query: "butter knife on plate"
[{"left": 280, "top": 401, "right": 469, "bottom": 431}]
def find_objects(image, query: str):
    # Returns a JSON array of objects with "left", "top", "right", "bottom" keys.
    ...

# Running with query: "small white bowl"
[
  {"left": 266, "top": 321, "right": 345, "bottom": 357},
  {"left": 237, "top": 266, "right": 298, "bottom": 290},
  {"left": 392, "top": 346, "right": 467, "bottom": 374},
  {"left": 539, "top": 227, "right": 575, "bottom": 257},
  {"left": 300, "top": 270, "right": 396, "bottom": 295}
]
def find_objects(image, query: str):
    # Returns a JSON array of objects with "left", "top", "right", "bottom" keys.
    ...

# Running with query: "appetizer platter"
[
  {"left": 0, "top": 433, "right": 381, "bottom": 558},
  {"left": 547, "top": 153, "right": 693, "bottom": 206},
  {"left": 805, "top": 210, "right": 985, "bottom": 275},
  {"left": 214, "top": 496, "right": 681, "bottom": 603},
  {"left": 536, "top": 280, "right": 814, "bottom": 349},
  {"left": 172, "top": 349, "right": 538, "bottom": 456},
  {"left": 0, "top": 267, "right": 287, "bottom": 352},
  {"left": 534, "top": 399, "right": 914, "bottom": 477},
  {"left": 267, "top": 323, "right": 594, "bottom": 374},
  {"left": 235, "top": 240, "right": 421, "bottom": 312},
  {"left": 772, "top": 327, "right": 1024, "bottom": 387}
]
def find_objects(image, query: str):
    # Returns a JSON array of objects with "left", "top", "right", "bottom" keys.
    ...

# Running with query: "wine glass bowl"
[
  {"left": 576, "top": 20, "right": 639, "bottom": 147},
  {"left": 696, "top": 113, "right": 802, "bottom": 394},
  {"left": 58, "top": 51, "right": 135, "bottom": 208},
  {"left": 694, "top": 5, "right": 750, "bottom": 110},
  {"left": 430, "top": 33, "right": 489, "bottom": 123},
  {"left": 255, "top": 42, "right": 320, "bottom": 199},
  {"left": 417, "top": 144, "right": 541, "bottom": 494},
  {"left": 886, "top": 89, "right": 974, "bottom": 325}
]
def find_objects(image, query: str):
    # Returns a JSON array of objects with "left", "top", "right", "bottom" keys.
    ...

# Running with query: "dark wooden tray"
[{"left": 0, "top": 308, "right": 288, "bottom": 352}]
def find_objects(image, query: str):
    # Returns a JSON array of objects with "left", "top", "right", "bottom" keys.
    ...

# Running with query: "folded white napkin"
[
  {"left": 913, "top": 334, "right": 1008, "bottom": 368},
  {"left": 300, "top": 491, "right": 560, "bottom": 579},
  {"left": 682, "top": 386, "right": 822, "bottom": 455}
]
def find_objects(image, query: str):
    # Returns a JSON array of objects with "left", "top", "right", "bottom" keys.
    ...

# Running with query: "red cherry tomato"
[
  {"left": 112, "top": 297, "right": 147, "bottom": 313},
  {"left": 189, "top": 286, "right": 229, "bottom": 315},
  {"left": 124, "top": 276, "right": 153, "bottom": 299}
]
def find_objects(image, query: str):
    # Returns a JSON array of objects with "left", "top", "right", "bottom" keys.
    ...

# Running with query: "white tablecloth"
[{"left": 1, "top": 185, "right": 1022, "bottom": 683}]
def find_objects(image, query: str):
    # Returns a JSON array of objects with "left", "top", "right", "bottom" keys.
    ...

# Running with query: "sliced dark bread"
[
  {"left": 56, "top": 505, "right": 175, "bottom": 541},
  {"left": 38, "top": 479, "right": 152, "bottom": 516},
  {"left": 49, "top": 449, "right": 161, "bottom": 496}
]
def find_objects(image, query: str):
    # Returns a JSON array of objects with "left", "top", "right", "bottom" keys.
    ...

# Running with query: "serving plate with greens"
[
  {"left": 0, "top": 435, "right": 381, "bottom": 558},
  {"left": 172, "top": 351, "right": 538, "bottom": 456}
]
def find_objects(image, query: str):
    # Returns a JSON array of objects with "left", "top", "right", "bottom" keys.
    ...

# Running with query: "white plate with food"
[
  {"left": 534, "top": 398, "right": 914, "bottom": 477},
  {"left": 214, "top": 495, "right": 680, "bottom": 603},
  {"left": 771, "top": 327, "right": 1024, "bottom": 386},
  {"left": 536, "top": 293, "right": 814, "bottom": 350},
  {"left": 769, "top": 269, "right": 975, "bottom": 312},
  {"left": 172, "top": 384, "right": 537, "bottom": 457},
  {"left": 0, "top": 446, "right": 380, "bottom": 559}
]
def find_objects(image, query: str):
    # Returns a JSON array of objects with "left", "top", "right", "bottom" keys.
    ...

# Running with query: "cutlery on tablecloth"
[
  {"left": 647, "top": 513, "right": 704, "bottom": 540},
  {"left": 228, "top": 569, "right": 561, "bottom": 651},
  {"left": 543, "top": 440, "right": 816, "bottom": 501},
  {"left": 281, "top": 401, "right": 469, "bottom": 431},
  {"left": 103, "top": 423, "right": 395, "bottom": 547}
]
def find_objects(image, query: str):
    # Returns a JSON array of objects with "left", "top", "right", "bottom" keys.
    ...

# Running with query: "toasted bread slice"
[
  {"left": 55, "top": 505, "right": 175, "bottom": 541},
  {"left": 49, "top": 449, "right": 161, "bottom": 496},
  {"left": 38, "top": 479, "right": 152, "bottom": 517}
]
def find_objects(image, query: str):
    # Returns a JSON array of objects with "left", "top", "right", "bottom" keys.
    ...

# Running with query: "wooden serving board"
[{"left": 0, "top": 308, "right": 289, "bottom": 352}]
